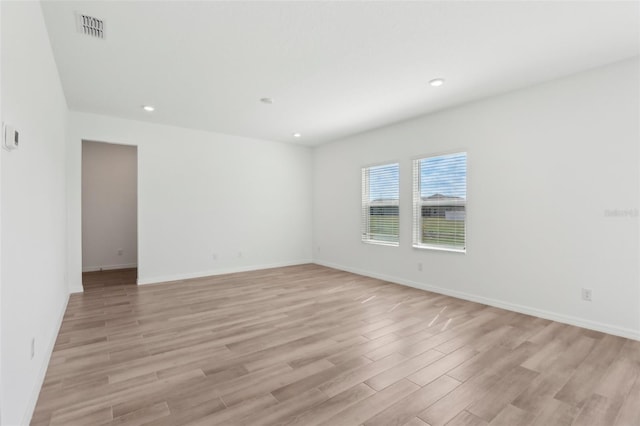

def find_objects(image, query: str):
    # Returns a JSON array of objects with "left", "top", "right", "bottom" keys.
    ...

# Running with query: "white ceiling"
[{"left": 41, "top": 1, "right": 639, "bottom": 146}]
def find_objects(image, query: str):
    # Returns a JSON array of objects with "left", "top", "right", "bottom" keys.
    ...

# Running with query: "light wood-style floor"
[
  {"left": 32, "top": 264, "right": 640, "bottom": 426},
  {"left": 81, "top": 267, "right": 138, "bottom": 290}
]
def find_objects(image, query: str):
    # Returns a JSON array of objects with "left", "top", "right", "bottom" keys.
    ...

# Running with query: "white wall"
[
  {"left": 1, "top": 2, "right": 69, "bottom": 425},
  {"left": 313, "top": 58, "right": 640, "bottom": 340},
  {"left": 82, "top": 141, "right": 137, "bottom": 272},
  {"left": 0, "top": 2, "right": 4, "bottom": 422},
  {"left": 68, "top": 112, "right": 313, "bottom": 292}
]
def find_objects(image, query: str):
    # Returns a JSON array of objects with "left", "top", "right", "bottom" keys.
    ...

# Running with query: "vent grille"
[{"left": 76, "top": 13, "right": 105, "bottom": 39}]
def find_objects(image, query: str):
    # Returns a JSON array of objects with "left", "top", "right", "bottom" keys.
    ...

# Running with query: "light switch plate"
[{"left": 3, "top": 123, "right": 19, "bottom": 150}]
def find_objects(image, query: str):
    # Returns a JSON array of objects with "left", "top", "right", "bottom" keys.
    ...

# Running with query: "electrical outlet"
[
  {"left": 117, "top": 248, "right": 123, "bottom": 256},
  {"left": 212, "top": 253, "right": 218, "bottom": 261},
  {"left": 238, "top": 251, "right": 243, "bottom": 258},
  {"left": 417, "top": 262, "right": 423, "bottom": 271},
  {"left": 31, "top": 338, "right": 35, "bottom": 359},
  {"left": 581, "top": 288, "right": 592, "bottom": 302}
]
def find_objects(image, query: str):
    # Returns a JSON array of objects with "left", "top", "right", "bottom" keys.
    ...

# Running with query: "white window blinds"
[
  {"left": 413, "top": 153, "right": 467, "bottom": 251},
  {"left": 362, "top": 163, "right": 399, "bottom": 245}
]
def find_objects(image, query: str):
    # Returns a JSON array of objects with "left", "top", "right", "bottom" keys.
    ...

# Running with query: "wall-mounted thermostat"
[{"left": 3, "top": 123, "right": 19, "bottom": 150}]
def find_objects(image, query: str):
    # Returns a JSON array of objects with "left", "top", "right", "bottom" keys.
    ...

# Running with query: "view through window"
[
  {"left": 361, "top": 163, "right": 399, "bottom": 245},
  {"left": 413, "top": 152, "right": 467, "bottom": 251}
]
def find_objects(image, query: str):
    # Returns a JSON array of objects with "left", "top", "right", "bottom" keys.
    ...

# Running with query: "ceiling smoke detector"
[{"left": 76, "top": 13, "right": 105, "bottom": 39}]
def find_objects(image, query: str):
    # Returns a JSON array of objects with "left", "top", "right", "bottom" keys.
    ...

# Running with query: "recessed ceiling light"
[
  {"left": 429, "top": 78, "right": 445, "bottom": 87},
  {"left": 293, "top": 133, "right": 302, "bottom": 138},
  {"left": 260, "top": 97, "right": 274, "bottom": 104},
  {"left": 142, "top": 105, "right": 155, "bottom": 112}
]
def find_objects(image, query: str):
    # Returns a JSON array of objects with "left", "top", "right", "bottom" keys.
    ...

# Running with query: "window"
[
  {"left": 413, "top": 152, "right": 467, "bottom": 251},
  {"left": 361, "top": 163, "right": 399, "bottom": 245}
]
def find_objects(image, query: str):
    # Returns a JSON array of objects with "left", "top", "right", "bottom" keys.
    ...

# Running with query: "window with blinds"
[
  {"left": 362, "top": 163, "right": 399, "bottom": 245},
  {"left": 413, "top": 152, "right": 467, "bottom": 251}
]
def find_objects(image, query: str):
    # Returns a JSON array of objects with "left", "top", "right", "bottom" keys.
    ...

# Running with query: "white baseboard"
[
  {"left": 69, "top": 284, "right": 84, "bottom": 294},
  {"left": 314, "top": 260, "right": 640, "bottom": 342},
  {"left": 137, "top": 260, "right": 313, "bottom": 285},
  {"left": 22, "top": 293, "right": 70, "bottom": 425},
  {"left": 82, "top": 263, "right": 137, "bottom": 272}
]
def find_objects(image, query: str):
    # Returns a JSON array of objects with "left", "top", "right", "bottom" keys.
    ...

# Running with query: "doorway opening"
[{"left": 81, "top": 140, "right": 138, "bottom": 290}]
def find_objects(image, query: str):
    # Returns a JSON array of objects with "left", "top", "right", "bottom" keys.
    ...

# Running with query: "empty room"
[{"left": 1, "top": 1, "right": 639, "bottom": 425}]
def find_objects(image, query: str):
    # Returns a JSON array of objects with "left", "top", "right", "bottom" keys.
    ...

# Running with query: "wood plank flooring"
[{"left": 31, "top": 264, "right": 640, "bottom": 425}]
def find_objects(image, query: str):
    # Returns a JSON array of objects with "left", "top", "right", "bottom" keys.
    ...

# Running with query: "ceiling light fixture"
[
  {"left": 260, "top": 97, "right": 274, "bottom": 104},
  {"left": 429, "top": 78, "right": 445, "bottom": 87},
  {"left": 142, "top": 105, "right": 155, "bottom": 112},
  {"left": 292, "top": 133, "right": 302, "bottom": 138}
]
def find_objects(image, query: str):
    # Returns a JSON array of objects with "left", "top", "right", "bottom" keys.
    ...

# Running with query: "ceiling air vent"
[{"left": 76, "top": 13, "right": 105, "bottom": 39}]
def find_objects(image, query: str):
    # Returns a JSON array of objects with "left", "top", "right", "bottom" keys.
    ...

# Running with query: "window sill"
[
  {"left": 362, "top": 239, "right": 399, "bottom": 247},
  {"left": 412, "top": 244, "right": 466, "bottom": 254}
]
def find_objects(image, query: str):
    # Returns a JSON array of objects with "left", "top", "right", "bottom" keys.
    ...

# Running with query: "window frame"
[
  {"left": 412, "top": 151, "right": 467, "bottom": 253},
  {"left": 361, "top": 161, "right": 400, "bottom": 247}
]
